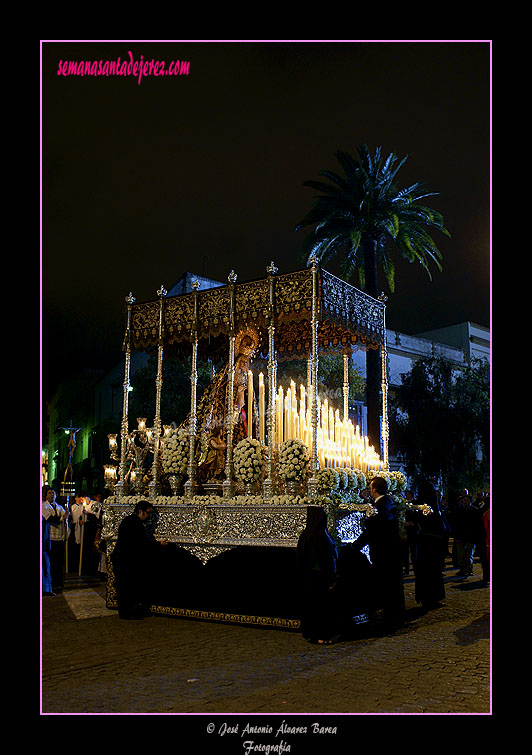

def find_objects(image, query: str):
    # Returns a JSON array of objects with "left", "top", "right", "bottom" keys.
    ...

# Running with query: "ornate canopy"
[{"left": 127, "top": 267, "right": 386, "bottom": 361}]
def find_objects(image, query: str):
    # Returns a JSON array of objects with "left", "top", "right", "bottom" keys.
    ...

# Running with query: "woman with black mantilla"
[
  {"left": 297, "top": 505, "right": 339, "bottom": 645},
  {"left": 408, "top": 480, "right": 447, "bottom": 610}
]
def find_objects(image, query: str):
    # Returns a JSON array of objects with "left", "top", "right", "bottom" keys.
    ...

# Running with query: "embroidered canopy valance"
[{"left": 127, "top": 266, "right": 386, "bottom": 360}]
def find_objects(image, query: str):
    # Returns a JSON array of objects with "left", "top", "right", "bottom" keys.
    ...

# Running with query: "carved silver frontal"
[{"left": 101, "top": 497, "right": 310, "bottom": 562}]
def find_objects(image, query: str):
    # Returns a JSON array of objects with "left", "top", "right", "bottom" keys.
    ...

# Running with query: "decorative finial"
[
  {"left": 309, "top": 252, "right": 319, "bottom": 267},
  {"left": 191, "top": 278, "right": 200, "bottom": 291},
  {"left": 126, "top": 292, "right": 136, "bottom": 304},
  {"left": 267, "top": 261, "right": 278, "bottom": 276},
  {"left": 228, "top": 270, "right": 238, "bottom": 284},
  {"left": 157, "top": 285, "right": 167, "bottom": 297},
  {"left": 378, "top": 292, "right": 388, "bottom": 302}
]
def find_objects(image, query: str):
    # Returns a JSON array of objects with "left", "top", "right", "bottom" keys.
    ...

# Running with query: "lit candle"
[
  {"left": 285, "top": 393, "right": 291, "bottom": 439},
  {"left": 292, "top": 385, "right": 298, "bottom": 440},
  {"left": 259, "top": 372, "right": 265, "bottom": 444},
  {"left": 247, "top": 370, "right": 253, "bottom": 437},
  {"left": 278, "top": 386, "right": 284, "bottom": 444}
]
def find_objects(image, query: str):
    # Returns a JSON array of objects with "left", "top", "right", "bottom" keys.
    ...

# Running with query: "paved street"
[{"left": 41, "top": 546, "right": 491, "bottom": 728}]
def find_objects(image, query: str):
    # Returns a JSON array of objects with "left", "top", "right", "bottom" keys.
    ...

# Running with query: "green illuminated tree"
[{"left": 297, "top": 144, "right": 450, "bottom": 450}]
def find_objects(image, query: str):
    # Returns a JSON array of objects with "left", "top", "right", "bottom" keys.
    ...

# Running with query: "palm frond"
[
  {"left": 339, "top": 256, "right": 357, "bottom": 282},
  {"left": 349, "top": 228, "right": 362, "bottom": 254},
  {"left": 387, "top": 152, "right": 409, "bottom": 184},
  {"left": 379, "top": 249, "right": 396, "bottom": 293},
  {"left": 382, "top": 213, "right": 400, "bottom": 239},
  {"left": 394, "top": 182, "right": 440, "bottom": 205},
  {"left": 335, "top": 150, "right": 360, "bottom": 179},
  {"left": 297, "top": 144, "right": 448, "bottom": 289},
  {"left": 302, "top": 179, "right": 343, "bottom": 196}
]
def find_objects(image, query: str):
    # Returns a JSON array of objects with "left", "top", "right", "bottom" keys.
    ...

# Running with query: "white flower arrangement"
[
  {"left": 231, "top": 494, "right": 305, "bottom": 506},
  {"left": 233, "top": 437, "right": 264, "bottom": 484},
  {"left": 336, "top": 468, "right": 349, "bottom": 491},
  {"left": 365, "top": 469, "right": 378, "bottom": 486},
  {"left": 342, "top": 469, "right": 354, "bottom": 490},
  {"left": 316, "top": 468, "right": 340, "bottom": 495},
  {"left": 390, "top": 471, "right": 407, "bottom": 493},
  {"left": 161, "top": 427, "right": 189, "bottom": 476},
  {"left": 270, "top": 494, "right": 306, "bottom": 506},
  {"left": 355, "top": 469, "right": 367, "bottom": 490},
  {"left": 103, "top": 495, "right": 145, "bottom": 509},
  {"left": 382, "top": 471, "right": 394, "bottom": 491},
  {"left": 344, "top": 469, "right": 359, "bottom": 491},
  {"left": 366, "top": 469, "right": 393, "bottom": 489},
  {"left": 278, "top": 439, "right": 309, "bottom": 481},
  {"left": 143, "top": 494, "right": 308, "bottom": 506}
]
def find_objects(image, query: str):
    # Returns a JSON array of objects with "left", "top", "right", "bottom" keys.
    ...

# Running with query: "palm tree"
[{"left": 296, "top": 144, "right": 450, "bottom": 452}]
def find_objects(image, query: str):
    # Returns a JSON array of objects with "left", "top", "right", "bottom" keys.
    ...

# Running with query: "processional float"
[{"left": 100, "top": 258, "right": 390, "bottom": 624}]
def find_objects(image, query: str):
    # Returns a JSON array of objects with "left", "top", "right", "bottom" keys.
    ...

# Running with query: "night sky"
[{"left": 41, "top": 40, "right": 491, "bottom": 403}]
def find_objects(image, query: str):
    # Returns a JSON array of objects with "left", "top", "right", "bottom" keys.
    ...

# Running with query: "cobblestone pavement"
[{"left": 41, "top": 557, "right": 491, "bottom": 726}]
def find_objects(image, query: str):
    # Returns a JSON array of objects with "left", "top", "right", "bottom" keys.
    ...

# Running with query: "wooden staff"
[
  {"left": 59, "top": 421, "right": 81, "bottom": 572},
  {"left": 65, "top": 495, "right": 69, "bottom": 574},
  {"left": 78, "top": 503, "right": 86, "bottom": 576}
]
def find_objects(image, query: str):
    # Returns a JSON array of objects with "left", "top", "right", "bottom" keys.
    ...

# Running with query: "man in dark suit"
[
  {"left": 110, "top": 500, "right": 167, "bottom": 619},
  {"left": 351, "top": 476, "right": 405, "bottom": 629}
]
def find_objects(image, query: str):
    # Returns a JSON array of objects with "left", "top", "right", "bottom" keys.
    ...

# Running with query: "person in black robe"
[
  {"left": 110, "top": 500, "right": 167, "bottom": 619},
  {"left": 408, "top": 480, "right": 446, "bottom": 610},
  {"left": 297, "top": 506, "right": 339, "bottom": 644},
  {"left": 350, "top": 476, "right": 405, "bottom": 629}
]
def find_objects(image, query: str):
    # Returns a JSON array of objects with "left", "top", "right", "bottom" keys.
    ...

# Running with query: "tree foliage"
[
  {"left": 296, "top": 144, "right": 450, "bottom": 295},
  {"left": 390, "top": 356, "right": 490, "bottom": 497}
]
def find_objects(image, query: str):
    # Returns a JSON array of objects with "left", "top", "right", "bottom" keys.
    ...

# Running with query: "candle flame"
[{"left": 273, "top": 380, "right": 383, "bottom": 471}]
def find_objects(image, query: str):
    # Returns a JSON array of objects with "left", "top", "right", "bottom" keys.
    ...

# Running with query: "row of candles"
[
  {"left": 105, "top": 374, "right": 384, "bottom": 486},
  {"left": 249, "top": 373, "right": 384, "bottom": 473}
]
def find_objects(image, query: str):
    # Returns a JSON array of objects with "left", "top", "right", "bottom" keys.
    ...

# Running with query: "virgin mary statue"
[{"left": 180, "top": 326, "right": 260, "bottom": 480}]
